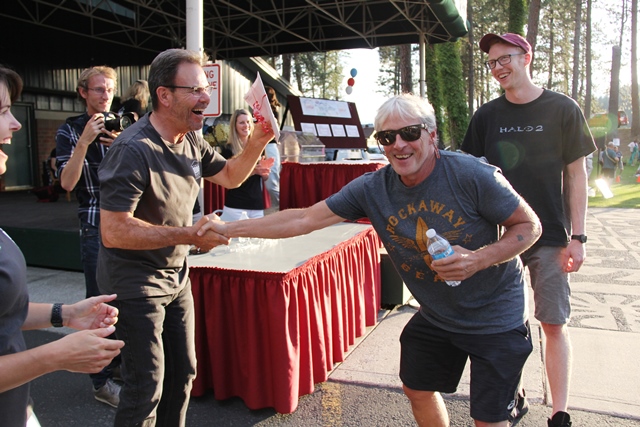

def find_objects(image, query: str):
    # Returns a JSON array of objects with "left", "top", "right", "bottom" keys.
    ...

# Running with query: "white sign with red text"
[{"left": 203, "top": 63, "right": 221, "bottom": 117}]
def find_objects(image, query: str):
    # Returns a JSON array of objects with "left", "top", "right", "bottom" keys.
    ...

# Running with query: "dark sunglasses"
[{"left": 374, "top": 123, "right": 428, "bottom": 146}]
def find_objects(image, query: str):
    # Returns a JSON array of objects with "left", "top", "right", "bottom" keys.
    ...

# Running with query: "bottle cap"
[{"left": 426, "top": 229, "right": 436, "bottom": 238}]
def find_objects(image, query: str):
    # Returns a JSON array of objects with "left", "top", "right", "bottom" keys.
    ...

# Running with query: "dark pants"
[
  {"left": 80, "top": 222, "right": 120, "bottom": 388},
  {"left": 112, "top": 284, "right": 197, "bottom": 427},
  {"left": 80, "top": 222, "right": 101, "bottom": 299}
]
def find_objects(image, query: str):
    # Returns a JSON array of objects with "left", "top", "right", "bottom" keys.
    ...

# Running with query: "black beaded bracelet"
[{"left": 51, "top": 303, "right": 64, "bottom": 327}]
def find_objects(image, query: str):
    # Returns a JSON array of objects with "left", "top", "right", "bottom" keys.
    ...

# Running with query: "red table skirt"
[
  {"left": 190, "top": 227, "right": 381, "bottom": 413},
  {"left": 203, "top": 181, "right": 226, "bottom": 213},
  {"left": 280, "top": 162, "right": 385, "bottom": 209}
]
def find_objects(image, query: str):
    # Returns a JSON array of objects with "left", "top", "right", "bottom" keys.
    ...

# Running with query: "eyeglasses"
[
  {"left": 374, "top": 124, "right": 428, "bottom": 146},
  {"left": 162, "top": 85, "right": 214, "bottom": 96},
  {"left": 87, "top": 87, "right": 115, "bottom": 95},
  {"left": 484, "top": 53, "right": 526, "bottom": 70}
]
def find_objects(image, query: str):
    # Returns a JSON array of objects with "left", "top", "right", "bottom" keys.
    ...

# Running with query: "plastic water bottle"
[
  {"left": 237, "top": 211, "right": 249, "bottom": 245},
  {"left": 426, "top": 228, "right": 461, "bottom": 287}
]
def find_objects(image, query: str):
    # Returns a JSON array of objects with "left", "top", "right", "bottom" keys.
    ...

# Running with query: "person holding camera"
[{"left": 55, "top": 65, "right": 122, "bottom": 408}]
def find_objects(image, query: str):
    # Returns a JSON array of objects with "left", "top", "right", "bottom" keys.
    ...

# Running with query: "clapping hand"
[
  {"left": 54, "top": 327, "right": 124, "bottom": 374},
  {"left": 255, "top": 157, "right": 275, "bottom": 178},
  {"left": 65, "top": 294, "right": 120, "bottom": 330}
]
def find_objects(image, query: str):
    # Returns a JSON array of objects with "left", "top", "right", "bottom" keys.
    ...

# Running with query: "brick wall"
[{"left": 36, "top": 118, "right": 64, "bottom": 186}]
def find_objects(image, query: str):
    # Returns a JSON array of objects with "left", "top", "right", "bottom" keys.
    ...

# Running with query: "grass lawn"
[{"left": 588, "top": 163, "right": 640, "bottom": 208}]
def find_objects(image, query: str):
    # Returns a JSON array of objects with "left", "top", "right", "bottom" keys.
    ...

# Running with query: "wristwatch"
[
  {"left": 571, "top": 234, "right": 588, "bottom": 243},
  {"left": 51, "top": 303, "right": 64, "bottom": 328}
]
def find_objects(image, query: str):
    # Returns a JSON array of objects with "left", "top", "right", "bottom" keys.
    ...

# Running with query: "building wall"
[{"left": 11, "top": 61, "right": 294, "bottom": 190}]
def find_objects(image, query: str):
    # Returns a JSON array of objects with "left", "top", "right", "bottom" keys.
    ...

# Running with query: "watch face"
[{"left": 572, "top": 235, "right": 587, "bottom": 243}]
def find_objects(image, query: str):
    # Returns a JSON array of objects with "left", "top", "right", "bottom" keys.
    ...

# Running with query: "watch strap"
[
  {"left": 570, "top": 234, "right": 587, "bottom": 243},
  {"left": 51, "top": 303, "right": 64, "bottom": 327}
]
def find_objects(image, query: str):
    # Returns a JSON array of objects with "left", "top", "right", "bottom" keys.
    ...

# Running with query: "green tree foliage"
[
  {"left": 425, "top": 45, "right": 448, "bottom": 145},
  {"left": 508, "top": 0, "right": 527, "bottom": 34},
  {"left": 289, "top": 51, "right": 344, "bottom": 99},
  {"left": 436, "top": 41, "right": 469, "bottom": 149},
  {"left": 465, "top": 0, "right": 509, "bottom": 109},
  {"left": 377, "top": 46, "right": 402, "bottom": 97},
  {"left": 377, "top": 45, "right": 416, "bottom": 97}
]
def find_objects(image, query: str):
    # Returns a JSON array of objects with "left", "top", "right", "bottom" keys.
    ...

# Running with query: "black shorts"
[{"left": 399, "top": 312, "right": 532, "bottom": 423}]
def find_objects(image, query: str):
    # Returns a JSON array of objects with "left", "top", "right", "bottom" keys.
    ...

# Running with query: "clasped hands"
[{"left": 190, "top": 213, "right": 233, "bottom": 253}]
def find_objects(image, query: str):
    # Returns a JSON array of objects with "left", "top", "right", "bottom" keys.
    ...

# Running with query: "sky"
[
  {"left": 340, "top": 48, "right": 387, "bottom": 125},
  {"left": 337, "top": 8, "right": 635, "bottom": 124}
]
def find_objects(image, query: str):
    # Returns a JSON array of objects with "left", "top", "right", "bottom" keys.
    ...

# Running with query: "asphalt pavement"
[{"left": 23, "top": 207, "right": 640, "bottom": 426}]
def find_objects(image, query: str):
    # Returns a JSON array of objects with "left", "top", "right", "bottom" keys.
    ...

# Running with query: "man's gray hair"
[{"left": 374, "top": 93, "right": 437, "bottom": 136}]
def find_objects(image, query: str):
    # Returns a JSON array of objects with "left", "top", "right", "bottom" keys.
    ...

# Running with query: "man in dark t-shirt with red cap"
[{"left": 462, "top": 32, "right": 596, "bottom": 427}]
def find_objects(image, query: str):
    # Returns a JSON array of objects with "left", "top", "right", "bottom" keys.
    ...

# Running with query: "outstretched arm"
[
  {"left": 0, "top": 326, "right": 124, "bottom": 393},
  {"left": 197, "top": 200, "right": 345, "bottom": 240},
  {"left": 101, "top": 209, "right": 229, "bottom": 253}
]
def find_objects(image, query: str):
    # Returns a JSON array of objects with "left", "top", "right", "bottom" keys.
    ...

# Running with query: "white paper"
[
  {"left": 316, "top": 123, "right": 332, "bottom": 137},
  {"left": 331, "top": 124, "right": 346, "bottom": 137},
  {"left": 244, "top": 72, "right": 280, "bottom": 143},
  {"left": 301, "top": 122, "right": 317, "bottom": 135},
  {"left": 345, "top": 125, "right": 360, "bottom": 138},
  {"left": 300, "top": 97, "right": 351, "bottom": 118}
]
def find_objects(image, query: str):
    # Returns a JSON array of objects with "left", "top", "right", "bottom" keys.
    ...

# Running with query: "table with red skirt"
[
  {"left": 188, "top": 222, "right": 382, "bottom": 413},
  {"left": 279, "top": 161, "right": 386, "bottom": 210},
  {"left": 203, "top": 180, "right": 226, "bottom": 214}
]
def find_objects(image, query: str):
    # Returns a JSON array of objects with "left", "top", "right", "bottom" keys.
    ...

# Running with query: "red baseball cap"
[{"left": 479, "top": 33, "right": 531, "bottom": 54}]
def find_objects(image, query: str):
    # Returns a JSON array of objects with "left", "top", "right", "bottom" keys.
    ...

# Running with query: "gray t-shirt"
[
  {"left": 97, "top": 114, "right": 226, "bottom": 299},
  {"left": 326, "top": 151, "right": 528, "bottom": 334},
  {"left": 0, "top": 229, "right": 29, "bottom": 426}
]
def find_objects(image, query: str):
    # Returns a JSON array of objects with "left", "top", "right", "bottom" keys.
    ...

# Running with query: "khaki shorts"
[{"left": 520, "top": 245, "right": 571, "bottom": 325}]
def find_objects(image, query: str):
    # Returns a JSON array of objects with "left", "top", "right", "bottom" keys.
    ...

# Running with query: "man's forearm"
[
  {"left": 59, "top": 142, "right": 89, "bottom": 191},
  {"left": 567, "top": 160, "right": 588, "bottom": 235},
  {"left": 467, "top": 203, "right": 541, "bottom": 272},
  {"left": 473, "top": 221, "right": 540, "bottom": 271},
  {"left": 101, "top": 217, "right": 192, "bottom": 250}
]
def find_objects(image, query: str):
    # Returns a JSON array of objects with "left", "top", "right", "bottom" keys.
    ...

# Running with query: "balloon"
[
  {"left": 350, "top": 68, "right": 358, "bottom": 77},
  {"left": 345, "top": 86, "right": 353, "bottom": 95},
  {"left": 347, "top": 78, "right": 355, "bottom": 87}
]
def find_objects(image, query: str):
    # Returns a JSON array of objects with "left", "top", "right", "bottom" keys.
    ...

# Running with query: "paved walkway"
[{"left": 23, "top": 208, "right": 640, "bottom": 426}]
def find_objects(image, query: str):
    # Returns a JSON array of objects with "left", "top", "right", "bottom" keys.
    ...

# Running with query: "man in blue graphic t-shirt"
[{"left": 199, "top": 93, "right": 542, "bottom": 427}]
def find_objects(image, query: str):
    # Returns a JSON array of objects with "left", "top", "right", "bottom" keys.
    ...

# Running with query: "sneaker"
[
  {"left": 548, "top": 411, "right": 572, "bottom": 427},
  {"left": 508, "top": 390, "right": 529, "bottom": 426},
  {"left": 93, "top": 378, "right": 121, "bottom": 408}
]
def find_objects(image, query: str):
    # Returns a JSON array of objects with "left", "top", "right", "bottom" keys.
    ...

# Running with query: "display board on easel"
[{"left": 287, "top": 95, "right": 366, "bottom": 149}]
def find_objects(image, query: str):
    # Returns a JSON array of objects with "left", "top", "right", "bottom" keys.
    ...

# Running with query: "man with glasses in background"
[
  {"left": 197, "top": 93, "right": 542, "bottom": 427},
  {"left": 55, "top": 66, "right": 122, "bottom": 408},
  {"left": 97, "top": 49, "right": 273, "bottom": 425},
  {"left": 462, "top": 33, "right": 596, "bottom": 427}
]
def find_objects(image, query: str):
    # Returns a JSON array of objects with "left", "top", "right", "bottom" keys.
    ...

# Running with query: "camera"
[{"left": 103, "top": 111, "right": 137, "bottom": 132}]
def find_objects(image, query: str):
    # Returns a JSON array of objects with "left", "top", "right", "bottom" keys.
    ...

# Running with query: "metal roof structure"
[{"left": 2, "top": 0, "right": 468, "bottom": 68}]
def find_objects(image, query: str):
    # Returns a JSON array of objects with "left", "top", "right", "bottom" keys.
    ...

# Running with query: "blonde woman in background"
[
  {"left": 119, "top": 79, "right": 149, "bottom": 119},
  {"left": 220, "top": 108, "right": 273, "bottom": 220}
]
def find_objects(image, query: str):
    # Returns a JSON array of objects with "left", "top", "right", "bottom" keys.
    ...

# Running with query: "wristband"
[{"left": 51, "top": 303, "right": 64, "bottom": 328}]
